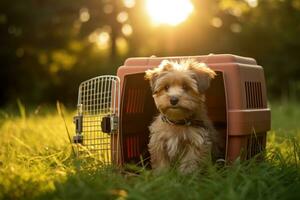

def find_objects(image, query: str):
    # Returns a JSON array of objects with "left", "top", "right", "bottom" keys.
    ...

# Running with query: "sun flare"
[{"left": 146, "top": 0, "right": 194, "bottom": 26}]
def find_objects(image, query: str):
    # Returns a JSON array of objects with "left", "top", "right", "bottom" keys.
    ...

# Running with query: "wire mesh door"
[{"left": 74, "top": 75, "right": 120, "bottom": 165}]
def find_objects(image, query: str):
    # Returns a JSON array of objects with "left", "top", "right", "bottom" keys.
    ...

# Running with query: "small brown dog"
[{"left": 145, "top": 59, "right": 218, "bottom": 174}]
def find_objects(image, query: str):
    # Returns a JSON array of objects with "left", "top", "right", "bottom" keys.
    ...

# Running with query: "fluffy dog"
[{"left": 145, "top": 59, "right": 218, "bottom": 174}]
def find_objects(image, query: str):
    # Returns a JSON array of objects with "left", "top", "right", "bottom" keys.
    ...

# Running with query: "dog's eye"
[{"left": 164, "top": 85, "right": 169, "bottom": 91}]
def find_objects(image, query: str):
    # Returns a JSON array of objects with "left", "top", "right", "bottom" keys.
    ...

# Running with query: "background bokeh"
[{"left": 1, "top": 0, "right": 300, "bottom": 107}]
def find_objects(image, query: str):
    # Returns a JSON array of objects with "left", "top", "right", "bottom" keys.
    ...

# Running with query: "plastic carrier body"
[{"left": 73, "top": 54, "right": 271, "bottom": 166}]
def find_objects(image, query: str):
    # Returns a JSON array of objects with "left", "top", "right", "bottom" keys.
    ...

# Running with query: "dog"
[{"left": 145, "top": 59, "right": 219, "bottom": 174}]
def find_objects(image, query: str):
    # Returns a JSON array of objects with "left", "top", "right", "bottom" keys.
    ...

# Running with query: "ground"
[{"left": 0, "top": 101, "right": 299, "bottom": 200}]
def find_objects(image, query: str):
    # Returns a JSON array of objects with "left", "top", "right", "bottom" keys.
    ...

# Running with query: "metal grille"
[
  {"left": 245, "top": 81, "right": 263, "bottom": 109},
  {"left": 76, "top": 75, "right": 120, "bottom": 165}
]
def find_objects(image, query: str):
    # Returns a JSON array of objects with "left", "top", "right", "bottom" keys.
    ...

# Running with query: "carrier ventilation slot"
[
  {"left": 125, "top": 88, "right": 146, "bottom": 113},
  {"left": 246, "top": 134, "right": 265, "bottom": 159},
  {"left": 125, "top": 135, "right": 140, "bottom": 159},
  {"left": 245, "top": 81, "right": 263, "bottom": 109}
]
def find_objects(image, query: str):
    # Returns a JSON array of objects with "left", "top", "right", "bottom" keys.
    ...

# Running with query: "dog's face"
[{"left": 145, "top": 60, "right": 216, "bottom": 121}]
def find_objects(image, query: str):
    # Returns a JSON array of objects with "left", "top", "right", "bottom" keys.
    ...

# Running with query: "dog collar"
[{"left": 161, "top": 115, "right": 206, "bottom": 128}]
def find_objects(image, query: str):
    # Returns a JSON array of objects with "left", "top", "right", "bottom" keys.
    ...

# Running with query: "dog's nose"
[{"left": 170, "top": 96, "right": 179, "bottom": 105}]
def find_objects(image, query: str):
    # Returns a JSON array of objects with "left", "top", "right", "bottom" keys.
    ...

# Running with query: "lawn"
[{"left": 0, "top": 101, "right": 299, "bottom": 200}]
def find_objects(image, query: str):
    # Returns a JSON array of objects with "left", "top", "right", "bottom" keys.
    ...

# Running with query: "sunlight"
[
  {"left": 245, "top": 0, "right": 258, "bottom": 8},
  {"left": 146, "top": 0, "right": 194, "bottom": 26},
  {"left": 97, "top": 32, "right": 110, "bottom": 49}
]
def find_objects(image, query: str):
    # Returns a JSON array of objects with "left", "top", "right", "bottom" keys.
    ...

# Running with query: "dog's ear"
[
  {"left": 187, "top": 60, "right": 216, "bottom": 93},
  {"left": 144, "top": 68, "right": 159, "bottom": 92},
  {"left": 144, "top": 60, "right": 173, "bottom": 93},
  {"left": 159, "top": 60, "right": 173, "bottom": 71}
]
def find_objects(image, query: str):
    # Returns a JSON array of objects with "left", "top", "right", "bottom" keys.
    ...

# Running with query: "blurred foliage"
[{"left": 0, "top": 0, "right": 300, "bottom": 106}]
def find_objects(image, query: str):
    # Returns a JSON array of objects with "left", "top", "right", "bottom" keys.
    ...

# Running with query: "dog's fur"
[{"left": 145, "top": 59, "right": 218, "bottom": 174}]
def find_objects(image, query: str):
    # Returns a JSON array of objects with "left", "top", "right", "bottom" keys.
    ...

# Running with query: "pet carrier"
[{"left": 73, "top": 54, "right": 271, "bottom": 166}]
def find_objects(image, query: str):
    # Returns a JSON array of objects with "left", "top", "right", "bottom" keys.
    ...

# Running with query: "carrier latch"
[
  {"left": 73, "top": 115, "right": 83, "bottom": 144},
  {"left": 101, "top": 115, "right": 118, "bottom": 134}
]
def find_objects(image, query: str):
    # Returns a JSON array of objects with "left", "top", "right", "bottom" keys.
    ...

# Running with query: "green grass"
[{"left": 0, "top": 102, "right": 299, "bottom": 200}]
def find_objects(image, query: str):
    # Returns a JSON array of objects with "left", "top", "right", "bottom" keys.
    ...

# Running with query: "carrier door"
[{"left": 73, "top": 75, "right": 120, "bottom": 165}]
